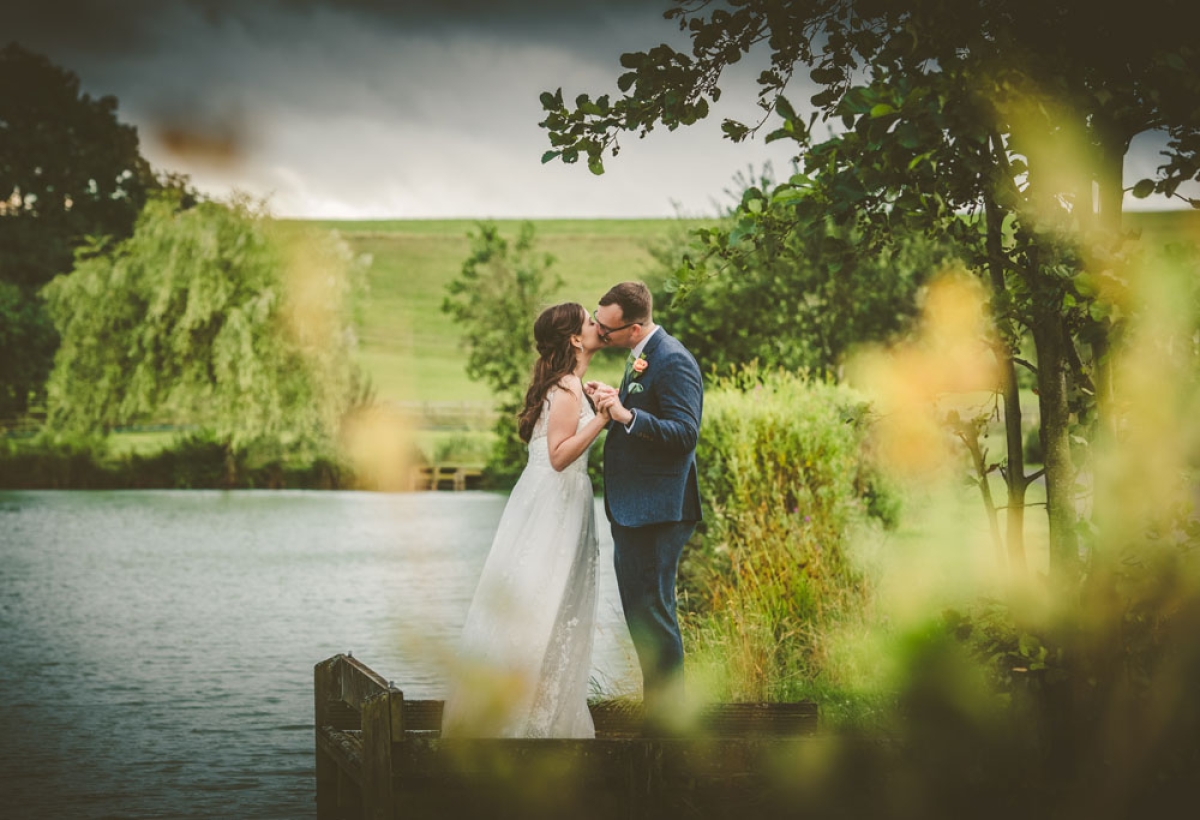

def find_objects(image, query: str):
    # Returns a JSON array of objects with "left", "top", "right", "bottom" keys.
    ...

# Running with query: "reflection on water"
[{"left": 0, "top": 490, "right": 636, "bottom": 819}]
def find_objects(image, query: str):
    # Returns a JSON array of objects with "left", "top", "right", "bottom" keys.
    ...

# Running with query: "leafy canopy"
[
  {"left": 0, "top": 42, "right": 155, "bottom": 290},
  {"left": 42, "top": 194, "right": 366, "bottom": 451},
  {"left": 539, "top": 0, "right": 1200, "bottom": 579}
]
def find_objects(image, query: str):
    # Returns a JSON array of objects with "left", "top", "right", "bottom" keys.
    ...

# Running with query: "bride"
[{"left": 441, "top": 302, "right": 611, "bottom": 738}]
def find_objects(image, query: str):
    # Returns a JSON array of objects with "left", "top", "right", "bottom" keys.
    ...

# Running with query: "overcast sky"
[{"left": 4, "top": 0, "right": 1189, "bottom": 219}]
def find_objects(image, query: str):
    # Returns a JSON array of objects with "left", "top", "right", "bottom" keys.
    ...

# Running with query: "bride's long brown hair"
[{"left": 518, "top": 303, "right": 585, "bottom": 443}]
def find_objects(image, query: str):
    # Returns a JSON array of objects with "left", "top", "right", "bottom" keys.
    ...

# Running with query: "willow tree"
[
  {"left": 42, "top": 194, "right": 366, "bottom": 475},
  {"left": 539, "top": 0, "right": 1200, "bottom": 581}
]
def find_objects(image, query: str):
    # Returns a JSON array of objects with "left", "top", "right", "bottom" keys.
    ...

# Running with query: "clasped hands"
[{"left": 585, "top": 381, "right": 633, "bottom": 426}]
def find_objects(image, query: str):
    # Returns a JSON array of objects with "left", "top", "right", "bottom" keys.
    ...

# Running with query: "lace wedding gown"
[{"left": 441, "top": 387, "right": 599, "bottom": 738}]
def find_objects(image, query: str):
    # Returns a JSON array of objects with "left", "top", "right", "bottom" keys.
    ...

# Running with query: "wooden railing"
[{"left": 314, "top": 653, "right": 819, "bottom": 820}]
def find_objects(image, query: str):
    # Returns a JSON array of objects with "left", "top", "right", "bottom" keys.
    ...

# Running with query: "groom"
[{"left": 585, "top": 281, "right": 703, "bottom": 731}]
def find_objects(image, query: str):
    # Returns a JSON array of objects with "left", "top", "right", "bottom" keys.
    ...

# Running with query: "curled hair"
[{"left": 517, "top": 302, "right": 585, "bottom": 443}]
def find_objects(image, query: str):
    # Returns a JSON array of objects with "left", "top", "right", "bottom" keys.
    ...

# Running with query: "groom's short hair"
[{"left": 600, "top": 281, "right": 652, "bottom": 324}]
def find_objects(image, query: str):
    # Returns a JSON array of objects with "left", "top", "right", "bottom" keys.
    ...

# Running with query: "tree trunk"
[
  {"left": 1091, "top": 129, "right": 1127, "bottom": 430},
  {"left": 994, "top": 344, "right": 1029, "bottom": 576},
  {"left": 956, "top": 417, "right": 1006, "bottom": 569},
  {"left": 984, "top": 159, "right": 1029, "bottom": 576},
  {"left": 223, "top": 442, "right": 238, "bottom": 489},
  {"left": 1031, "top": 304, "right": 1080, "bottom": 580}
]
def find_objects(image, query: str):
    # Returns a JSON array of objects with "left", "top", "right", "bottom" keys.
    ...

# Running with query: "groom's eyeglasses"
[{"left": 592, "top": 309, "right": 639, "bottom": 341}]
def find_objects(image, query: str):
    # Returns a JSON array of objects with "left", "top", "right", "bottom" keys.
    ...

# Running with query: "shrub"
[
  {"left": 682, "top": 366, "right": 894, "bottom": 700},
  {"left": 0, "top": 429, "right": 351, "bottom": 490},
  {"left": 0, "top": 432, "right": 114, "bottom": 488}
]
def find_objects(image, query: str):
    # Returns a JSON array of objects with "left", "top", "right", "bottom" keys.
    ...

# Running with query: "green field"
[
  {"left": 294, "top": 218, "right": 714, "bottom": 407},
  {"left": 102, "top": 211, "right": 1192, "bottom": 461},
  {"left": 302, "top": 211, "right": 1197, "bottom": 409}
]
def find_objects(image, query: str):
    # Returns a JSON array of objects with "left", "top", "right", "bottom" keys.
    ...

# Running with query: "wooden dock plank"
[{"left": 314, "top": 653, "right": 820, "bottom": 820}]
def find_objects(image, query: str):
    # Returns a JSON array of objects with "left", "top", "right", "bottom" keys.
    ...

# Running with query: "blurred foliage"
[
  {"left": 40, "top": 193, "right": 368, "bottom": 470},
  {"left": 681, "top": 366, "right": 895, "bottom": 701},
  {"left": 430, "top": 431, "right": 494, "bottom": 466},
  {"left": 540, "top": 0, "right": 1200, "bottom": 583},
  {"left": 442, "top": 221, "right": 564, "bottom": 489}
]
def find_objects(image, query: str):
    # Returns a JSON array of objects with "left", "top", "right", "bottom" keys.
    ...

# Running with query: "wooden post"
[
  {"left": 314, "top": 657, "right": 340, "bottom": 820},
  {"left": 362, "top": 687, "right": 404, "bottom": 820},
  {"left": 630, "top": 740, "right": 664, "bottom": 820}
]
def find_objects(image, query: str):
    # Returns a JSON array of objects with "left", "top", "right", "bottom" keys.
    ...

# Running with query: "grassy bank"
[{"left": 295, "top": 218, "right": 715, "bottom": 405}]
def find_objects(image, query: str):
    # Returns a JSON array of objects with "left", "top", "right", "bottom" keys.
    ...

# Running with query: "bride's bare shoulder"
[{"left": 556, "top": 374, "right": 584, "bottom": 398}]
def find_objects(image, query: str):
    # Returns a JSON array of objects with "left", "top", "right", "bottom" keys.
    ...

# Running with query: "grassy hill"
[
  {"left": 307, "top": 210, "right": 1197, "bottom": 410},
  {"left": 298, "top": 218, "right": 713, "bottom": 408}
]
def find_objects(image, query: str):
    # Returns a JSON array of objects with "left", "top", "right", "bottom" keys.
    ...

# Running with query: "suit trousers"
[{"left": 610, "top": 519, "right": 696, "bottom": 716}]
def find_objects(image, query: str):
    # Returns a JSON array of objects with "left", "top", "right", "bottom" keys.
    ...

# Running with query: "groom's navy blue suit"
[{"left": 603, "top": 328, "right": 703, "bottom": 717}]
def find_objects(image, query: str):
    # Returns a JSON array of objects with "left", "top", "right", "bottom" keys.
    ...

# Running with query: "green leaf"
[
  {"left": 722, "top": 119, "right": 750, "bottom": 142},
  {"left": 775, "top": 95, "right": 797, "bottom": 122},
  {"left": 540, "top": 150, "right": 560, "bottom": 165},
  {"left": 895, "top": 120, "right": 921, "bottom": 149},
  {"left": 1089, "top": 300, "right": 1111, "bottom": 322},
  {"left": 869, "top": 103, "right": 896, "bottom": 118},
  {"left": 587, "top": 155, "right": 605, "bottom": 176},
  {"left": 810, "top": 66, "right": 842, "bottom": 85},
  {"left": 840, "top": 87, "right": 873, "bottom": 115},
  {"left": 1131, "top": 178, "right": 1155, "bottom": 199}
]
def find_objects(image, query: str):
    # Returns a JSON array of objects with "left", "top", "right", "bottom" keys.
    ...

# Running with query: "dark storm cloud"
[
  {"left": 2, "top": 0, "right": 673, "bottom": 133},
  {"left": 5, "top": 1, "right": 1187, "bottom": 217},
  {"left": 4, "top": 0, "right": 663, "bottom": 57},
  {"left": 3, "top": 0, "right": 748, "bottom": 218}
]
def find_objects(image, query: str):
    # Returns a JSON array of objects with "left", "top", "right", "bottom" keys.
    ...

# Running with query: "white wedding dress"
[{"left": 441, "top": 387, "right": 599, "bottom": 738}]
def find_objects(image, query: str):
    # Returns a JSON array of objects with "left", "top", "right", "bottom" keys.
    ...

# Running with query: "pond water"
[{"left": 0, "top": 490, "right": 638, "bottom": 819}]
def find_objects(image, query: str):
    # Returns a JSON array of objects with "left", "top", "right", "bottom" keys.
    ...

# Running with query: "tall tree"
[
  {"left": 539, "top": 0, "right": 1200, "bottom": 580},
  {"left": 0, "top": 42, "right": 154, "bottom": 289},
  {"left": 650, "top": 187, "right": 949, "bottom": 377},
  {"left": 1, "top": 43, "right": 157, "bottom": 417},
  {"left": 442, "top": 222, "right": 562, "bottom": 487}
]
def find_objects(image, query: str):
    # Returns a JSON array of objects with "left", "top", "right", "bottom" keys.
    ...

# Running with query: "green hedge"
[
  {"left": 0, "top": 431, "right": 347, "bottom": 490},
  {"left": 682, "top": 366, "right": 896, "bottom": 701}
]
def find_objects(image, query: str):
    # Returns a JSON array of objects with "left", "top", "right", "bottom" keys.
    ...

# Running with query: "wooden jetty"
[
  {"left": 315, "top": 653, "right": 819, "bottom": 819},
  {"left": 410, "top": 463, "right": 484, "bottom": 491}
]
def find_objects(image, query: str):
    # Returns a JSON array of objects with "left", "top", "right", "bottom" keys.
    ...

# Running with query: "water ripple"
[{"left": 0, "top": 489, "right": 637, "bottom": 819}]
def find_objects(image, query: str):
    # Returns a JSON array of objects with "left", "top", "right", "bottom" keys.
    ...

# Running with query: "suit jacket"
[{"left": 603, "top": 329, "right": 703, "bottom": 527}]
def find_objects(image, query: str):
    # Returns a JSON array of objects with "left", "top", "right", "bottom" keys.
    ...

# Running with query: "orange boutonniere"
[{"left": 628, "top": 354, "right": 648, "bottom": 394}]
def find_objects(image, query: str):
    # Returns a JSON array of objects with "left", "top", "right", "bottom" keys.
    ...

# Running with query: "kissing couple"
[{"left": 441, "top": 280, "right": 704, "bottom": 738}]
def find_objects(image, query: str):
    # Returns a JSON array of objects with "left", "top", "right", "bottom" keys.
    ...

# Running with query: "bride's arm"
[{"left": 547, "top": 378, "right": 609, "bottom": 472}]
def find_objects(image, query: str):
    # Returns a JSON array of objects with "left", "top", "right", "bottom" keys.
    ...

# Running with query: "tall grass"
[{"left": 681, "top": 366, "right": 891, "bottom": 703}]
